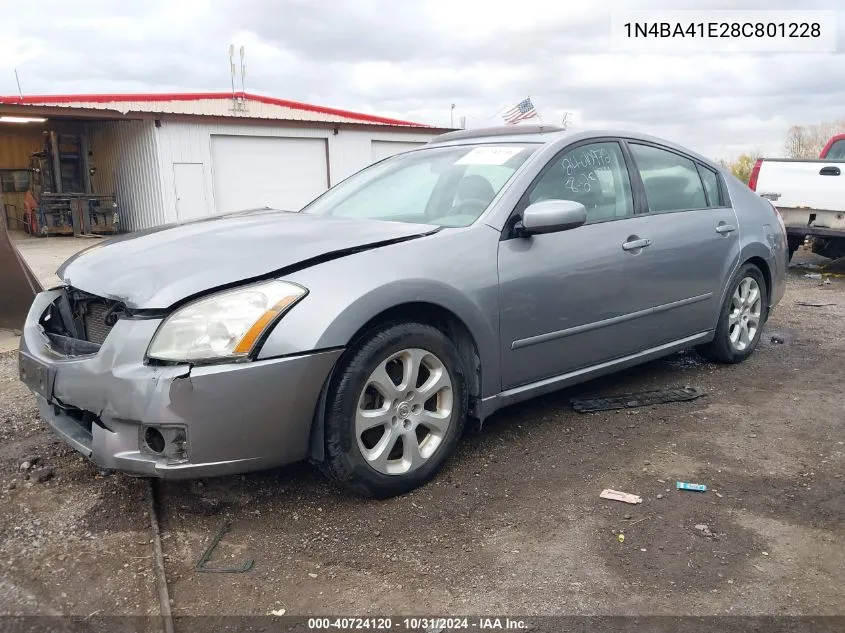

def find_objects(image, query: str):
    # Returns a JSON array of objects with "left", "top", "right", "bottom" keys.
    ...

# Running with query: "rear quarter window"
[{"left": 697, "top": 164, "right": 723, "bottom": 207}]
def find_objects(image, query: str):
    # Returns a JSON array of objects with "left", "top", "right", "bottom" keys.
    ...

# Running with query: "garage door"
[
  {"left": 371, "top": 140, "right": 425, "bottom": 163},
  {"left": 210, "top": 135, "right": 329, "bottom": 214}
]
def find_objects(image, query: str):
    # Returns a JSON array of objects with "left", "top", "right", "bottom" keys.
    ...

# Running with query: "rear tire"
[
  {"left": 322, "top": 322, "right": 468, "bottom": 498},
  {"left": 697, "top": 263, "right": 768, "bottom": 364}
]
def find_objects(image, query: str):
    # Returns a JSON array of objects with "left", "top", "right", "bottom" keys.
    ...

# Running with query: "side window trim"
[
  {"left": 694, "top": 162, "right": 730, "bottom": 208},
  {"left": 624, "top": 139, "right": 714, "bottom": 215},
  {"left": 503, "top": 137, "right": 632, "bottom": 239},
  {"left": 695, "top": 162, "right": 714, "bottom": 207},
  {"left": 716, "top": 170, "right": 731, "bottom": 208},
  {"left": 619, "top": 140, "right": 648, "bottom": 215}
]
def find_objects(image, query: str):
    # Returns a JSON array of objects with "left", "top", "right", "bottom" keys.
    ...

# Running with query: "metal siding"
[{"left": 87, "top": 120, "right": 166, "bottom": 231}]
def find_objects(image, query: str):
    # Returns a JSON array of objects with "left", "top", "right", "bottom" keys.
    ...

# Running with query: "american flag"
[{"left": 502, "top": 98, "right": 538, "bottom": 124}]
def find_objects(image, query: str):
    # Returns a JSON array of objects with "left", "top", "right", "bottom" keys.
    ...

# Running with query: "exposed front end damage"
[{"left": 19, "top": 288, "right": 342, "bottom": 478}]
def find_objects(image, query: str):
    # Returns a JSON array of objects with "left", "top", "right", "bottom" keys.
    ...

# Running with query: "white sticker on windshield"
[{"left": 455, "top": 146, "right": 524, "bottom": 166}]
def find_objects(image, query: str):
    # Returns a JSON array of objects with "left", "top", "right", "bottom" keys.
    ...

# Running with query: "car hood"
[{"left": 57, "top": 209, "right": 438, "bottom": 309}]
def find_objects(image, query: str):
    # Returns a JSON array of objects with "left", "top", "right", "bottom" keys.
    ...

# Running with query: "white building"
[{"left": 0, "top": 92, "right": 447, "bottom": 232}]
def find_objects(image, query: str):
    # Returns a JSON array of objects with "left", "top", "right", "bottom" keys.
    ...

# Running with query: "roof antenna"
[
  {"left": 14, "top": 69, "right": 23, "bottom": 99},
  {"left": 239, "top": 46, "right": 246, "bottom": 96},
  {"left": 228, "top": 44, "right": 237, "bottom": 110}
]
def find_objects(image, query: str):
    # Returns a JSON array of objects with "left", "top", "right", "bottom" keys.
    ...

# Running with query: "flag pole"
[{"left": 531, "top": 96, "right": 543, "bottom": 125}]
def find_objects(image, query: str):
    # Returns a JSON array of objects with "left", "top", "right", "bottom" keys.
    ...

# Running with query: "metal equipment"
[{"left": 24, "top": 131, "right": 118, "bottom": 237}]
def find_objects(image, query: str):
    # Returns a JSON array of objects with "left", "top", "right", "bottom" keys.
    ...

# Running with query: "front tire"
[
  {"left": 697, "top": 263, "right": 768, "bottom": 364},
  {"left": 322, "top": 322, "right": 468, "bottom": 498}
]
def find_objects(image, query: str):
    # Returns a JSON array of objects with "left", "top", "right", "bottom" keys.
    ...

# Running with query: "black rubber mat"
[
  {"left": 571, "top": 386, "right": 704, "bottom": 413},
  {"left": 0, "top": 223, "right": 37, "bottom": 330}
]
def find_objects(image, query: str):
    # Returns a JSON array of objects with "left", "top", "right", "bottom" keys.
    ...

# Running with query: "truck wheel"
[
  {"left": 322, "top": 322, "right": 468, "bottom": 498},
  {"left": 787, "top": 235, "right": 803, "bottom": 262},
  {"left": 698, "top": 263, "right": 768, "bottom": 364}
]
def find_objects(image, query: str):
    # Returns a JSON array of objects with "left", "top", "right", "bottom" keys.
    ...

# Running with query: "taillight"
[{"left": 747, "top": 159, "right": 763, "bottom": 191}]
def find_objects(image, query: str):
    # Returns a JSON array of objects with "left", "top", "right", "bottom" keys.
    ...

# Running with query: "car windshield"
[{"left": 301, "top": 143, "right": 536, "bottom": 227}]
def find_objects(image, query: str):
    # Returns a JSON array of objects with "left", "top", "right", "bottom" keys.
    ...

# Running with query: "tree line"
[{"left": 720, "top": 118, "right": 845, "bottom": 184}]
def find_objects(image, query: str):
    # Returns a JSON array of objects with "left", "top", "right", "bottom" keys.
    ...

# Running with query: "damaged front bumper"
[{"left": 19, "top": 289, "right": 342, "bottom": 479}]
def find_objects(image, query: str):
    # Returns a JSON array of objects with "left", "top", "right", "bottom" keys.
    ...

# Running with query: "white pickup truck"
[{"left": 750, "top": 135, "right": 845, "bottom": 262}]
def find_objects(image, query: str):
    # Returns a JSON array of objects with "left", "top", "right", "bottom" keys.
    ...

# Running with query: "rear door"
[{"left": 624, "top": 141, "right": 741, "bottom": 339}]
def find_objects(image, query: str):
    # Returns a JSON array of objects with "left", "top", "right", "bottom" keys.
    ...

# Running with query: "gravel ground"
[{"left": 1, "top": 250, "right": 843, "bottom": 617}]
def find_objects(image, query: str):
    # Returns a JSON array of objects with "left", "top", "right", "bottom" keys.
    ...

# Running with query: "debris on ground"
[
  {"left": 571, "top": 387, "right": 704, "bottom": 413},
  {"left": 268, "top": 609, "right": 286, "bottom": 616},
  {"left": 676, "top": 481, "right": 708, "bottom": 492},
  {"left": 795, "top": 301, "right": 834, "bottom": 307},
  {"left": 19, "top": 455, "right": 39, "bottom": 468},
  {"left": 694, "top": 524, "right": 714, "bottom": 538},
  {"left": 29, "top": 467, "right": 55, "bottom": 483},
  {"left": 600, "top": 489, "right": 642, "bottom": 504},
  {"left": 771, "top": 335, "right": 785, "bottom": 344},
  {"left": 617, "top": 534, "right": 625, "bottom": 543},
  {"left": 196, "top": 521, "right": 255, "bottom": 573},
  {"left": 804, "top": 273, "right": 822, "bottom": 279}
]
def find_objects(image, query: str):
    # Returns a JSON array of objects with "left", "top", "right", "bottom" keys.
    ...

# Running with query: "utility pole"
[
  {"left": 14, "top": 69, "right": 22, "bottom": 98},
  {"left": 450, "top": 103, "right": 456, "bottom": 128}
]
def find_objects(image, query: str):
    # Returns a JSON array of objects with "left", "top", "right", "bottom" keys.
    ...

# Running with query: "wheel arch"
[
  {"left": 308, "top": 300, "right": 486, "bottom": 463},
  {"left": 745, "top": 255, "right": 772, "bottom": 300}
]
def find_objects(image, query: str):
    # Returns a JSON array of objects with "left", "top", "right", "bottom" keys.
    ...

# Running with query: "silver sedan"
[{"left": 18, "top": 126, "right": 787, "bottom": 497}]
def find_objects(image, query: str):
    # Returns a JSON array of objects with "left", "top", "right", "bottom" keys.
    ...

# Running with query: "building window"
[{"left": 0, "top": 169, "right": 31, "bottom": 193}]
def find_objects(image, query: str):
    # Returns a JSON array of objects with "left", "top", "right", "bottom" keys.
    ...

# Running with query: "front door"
[{"left": 173, "top": 163, "right": 208, "bottom": 223}]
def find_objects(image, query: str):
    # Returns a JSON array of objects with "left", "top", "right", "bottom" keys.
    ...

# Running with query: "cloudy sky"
[{"left": 2, "top": 0, "right": 843, "bottom": 159}]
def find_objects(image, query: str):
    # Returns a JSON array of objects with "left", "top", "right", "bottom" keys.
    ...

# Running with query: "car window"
[
  {"left": 826, "top": 139, "right": 845, "bottom": 159},
  {"left": 629, "top": 143, "right": 707, "bottom": 213},
  {"left": 697, "top": 164, "right": 722, "bottom": 207},
  {"left": 527, "top": 142, "right": 634, "bottom": 223},
  {"left": 303, "top": 143, "right": 536, "bottom": 227},
  {"left": 329, "top": 162, "right": 439, "bottom": 219}
]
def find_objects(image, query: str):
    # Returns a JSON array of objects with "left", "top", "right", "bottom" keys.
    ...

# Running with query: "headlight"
[{"left": 147, "top": 280, "right": 307, "bottom": 362}]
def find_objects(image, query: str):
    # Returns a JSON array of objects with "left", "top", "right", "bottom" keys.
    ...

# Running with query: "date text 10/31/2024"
[{"left": 306, "top": 617, "right": 529, "bottom": 630}]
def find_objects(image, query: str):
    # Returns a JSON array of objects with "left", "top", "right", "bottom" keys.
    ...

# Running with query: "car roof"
[{"left": 425, "top": 126, "right": 718, "bottom": 169}]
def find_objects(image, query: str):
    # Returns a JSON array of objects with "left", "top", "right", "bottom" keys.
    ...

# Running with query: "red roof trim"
[{"left": 0, "top": 91, "right": 429, "bottom": 128}]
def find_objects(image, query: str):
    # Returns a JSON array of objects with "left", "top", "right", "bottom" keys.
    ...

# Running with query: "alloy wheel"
[
  {"left": 355, "top": 348, "right": 453, "bottom": 475},
  {"left": 728, "top": 276, "right": 762, "bottom": 351}
]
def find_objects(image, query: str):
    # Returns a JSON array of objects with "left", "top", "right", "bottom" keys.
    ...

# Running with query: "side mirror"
[{"left": 518, "top": 199, "right": 587, "bottom": 236}]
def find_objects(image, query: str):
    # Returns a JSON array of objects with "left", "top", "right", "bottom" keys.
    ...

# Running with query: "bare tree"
[
  {"left": 784, "top": 126, "right": 813, "bottom": 159},
  {"left": 784, "top": 119, "right": 845, "bottom": 158}
]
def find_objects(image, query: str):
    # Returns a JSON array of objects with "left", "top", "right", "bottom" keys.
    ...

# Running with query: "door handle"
[
  {"left": 820, "top": 166, "right": 841, "bottom": 176},
  {"left": 622, "top": 238, "right": 651, "bottom": 251},
  {"left": 716, "top": 223, "right": 736, "bottom": 234}
]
